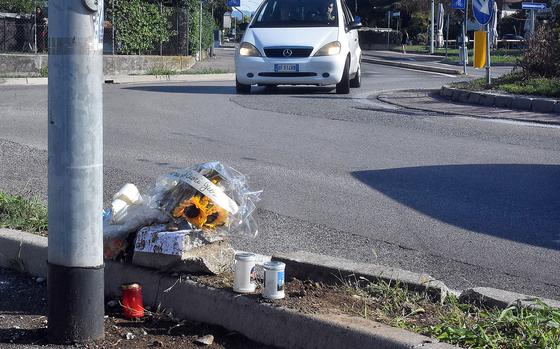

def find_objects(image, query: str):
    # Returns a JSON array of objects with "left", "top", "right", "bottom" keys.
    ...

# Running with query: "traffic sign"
[
  {"left": 227, "top": 0, "right": 240, "bottom": 6},
  {"left": 473, "top": 0, "right": 494, "bottom": 25},
  {"left": 522, "top": 2, "right": 547, "bottom": 10},
  {"left": 452, "top": 0, "right": 466, "bottom": 10}
]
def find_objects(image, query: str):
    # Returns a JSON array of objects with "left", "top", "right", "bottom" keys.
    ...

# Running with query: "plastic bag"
[{"left": 147, "top": 162, "right": 261, "bottom": 237}]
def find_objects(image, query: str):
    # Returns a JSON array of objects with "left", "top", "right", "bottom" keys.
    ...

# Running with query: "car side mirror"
[
  {"left": 353, "top": 16, "right": 362, "bottom": 26},
  {"left": 239, "top": 22, "right": 248, "bottom": 31}
]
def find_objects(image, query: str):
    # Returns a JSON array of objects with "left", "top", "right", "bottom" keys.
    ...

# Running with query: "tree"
[
  {"left": 111, "top": 0, "right": 171, "bottom": 55},
  {"left": 0, "top": 0, "right": 46, "bottom": 14}
]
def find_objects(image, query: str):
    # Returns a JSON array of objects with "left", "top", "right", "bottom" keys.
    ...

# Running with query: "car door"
[{"left": 340, "top": 0, "right": 360, "bottom": 74}]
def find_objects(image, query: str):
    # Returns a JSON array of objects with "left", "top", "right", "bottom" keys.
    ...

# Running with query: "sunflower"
[
  {"left": 172, "top": 196, "right": 208, "bottom": 228},
  {"left": 204, "top": 205, "right": 228, "bottom": 229}
]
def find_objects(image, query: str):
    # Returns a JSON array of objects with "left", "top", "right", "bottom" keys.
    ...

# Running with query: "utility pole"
[
  {"left": 463, "top": 0, "right": 468, "bottom": 75},
  {"left": 199, "top": 0, "right": 203, "bottom": 60},
  {"left": 48, "top": 0, "right": 104, "bottom": 343},
  {"left": 486, "top": 23, "right": 491, "bottom": 84},
  {"left": 430, "top": 0, "right": 435, "bottom": 54}
]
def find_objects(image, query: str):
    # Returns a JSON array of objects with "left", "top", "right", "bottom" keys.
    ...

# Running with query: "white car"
[{"left": 235, "top": 0, "right": 362, "bottom": 94}]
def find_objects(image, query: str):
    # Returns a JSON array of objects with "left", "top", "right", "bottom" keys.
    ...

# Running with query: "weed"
[
  {"left": 0, "top": 192, "right": 48, "bottom": 234},
  {"left": 147, "top": 67, "right": 177, "bottom": 76},
  {"left": 38, "top": 66, "right": 48, "bottom": 77}
]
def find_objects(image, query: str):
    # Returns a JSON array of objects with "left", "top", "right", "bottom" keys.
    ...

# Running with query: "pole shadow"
[{"left": 352, "top": 164, "right": 560, "bottom": 250}]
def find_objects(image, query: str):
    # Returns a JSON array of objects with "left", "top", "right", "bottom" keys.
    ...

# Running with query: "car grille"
[
  {"left": 258, "top": 72, "right": 317, "bottom": 77},
  {"left": 264, "top": 47, "right": 314, "bottom": 58}
]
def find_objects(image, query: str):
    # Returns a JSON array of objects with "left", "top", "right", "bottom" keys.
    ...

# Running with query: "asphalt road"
[{"left": 1, "top": 52, "right": 559, "bottom": 299}]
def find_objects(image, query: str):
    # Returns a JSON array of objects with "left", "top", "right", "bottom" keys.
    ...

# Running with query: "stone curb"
[
  {"left": 0, "top": 229, "right": 456, "bottom": 349},
  {"left": 441, "top": 86, "right": 560, "bottom": 115},
  {"left": 362, "top": 57, "right": 463, "bottom": 75},
  {"left": 0, "top": 73, "right": 235, "bottom": 86},
  {"left": 273, "top": 251, "right": 449, "bottom": 301}
]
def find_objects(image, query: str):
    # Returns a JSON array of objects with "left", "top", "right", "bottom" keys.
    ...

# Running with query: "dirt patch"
[{"left": 0, "top": 268, "right": 279, "bottom": 348}]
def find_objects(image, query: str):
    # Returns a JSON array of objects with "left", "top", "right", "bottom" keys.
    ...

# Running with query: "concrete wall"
[{"left": 0, "top": 53, "right": 198, "bottom": 77}]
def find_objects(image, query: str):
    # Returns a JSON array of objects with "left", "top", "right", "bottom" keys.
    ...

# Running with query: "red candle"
[{"left": 121, "top": 283, "right": 144, "bottom": 318}]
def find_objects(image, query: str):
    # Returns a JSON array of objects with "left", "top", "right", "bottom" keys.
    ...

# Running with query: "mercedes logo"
[{"left": 282, "top": 49, "right": 293, "bottom": 57}]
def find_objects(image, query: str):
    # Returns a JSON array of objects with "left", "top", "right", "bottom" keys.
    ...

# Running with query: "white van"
[{"left": 234, "top": 0, "right": 362, "bottom": 94}]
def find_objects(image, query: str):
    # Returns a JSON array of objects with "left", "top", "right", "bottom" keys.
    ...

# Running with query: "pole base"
[{"left": 48, "top": 263, "right": 105, "bottom": 344}]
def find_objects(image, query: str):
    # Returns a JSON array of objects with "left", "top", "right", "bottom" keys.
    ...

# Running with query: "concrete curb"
[
  {"left": 273, "top": 251, "right": 449, "bottom": 301},
  {"left": 0, "top": 229, "right": 457, "bottom": 349},
  {"left": 362, "top": 57, "right": 463, "bottom": 75},
  {"left": 441, "top": 86, "right": 560, "bottom": 115},
  {"left": 0, "top": 73, "right": 235, "bottom": 86}
]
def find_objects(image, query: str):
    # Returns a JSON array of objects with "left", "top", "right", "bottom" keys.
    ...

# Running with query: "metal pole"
[
  {"left": 430, "top": 0, "right": 435, "bottom": 54},
  {"left": 463, "top": 1, "right": 468, "bottom": 75},
  {"left": 199, "top": 1, "right": 202, "bottom": 60},
  {"left": 486, "top": 22, "right": 491, "bottom": 84},
  {"left": 112, "top": 0, "right": 115, "bottom": 55},
  {"left": 387, "top": 11, "right": 390, "bottom": 48},
  {"left": 445, "top": 12, "right": 449, "bottom": 59},
  {"left": 355, "top": 0, "right": 357, "bottom": 14},
  {"left": 160, "top": 1, "right": 163, "bottom": 55},
  {"left": 34, "top": 9, "right": 37, "bottom": 54},
  {"left": 48, "top": 0, "right": 104, "bottom": 343}
]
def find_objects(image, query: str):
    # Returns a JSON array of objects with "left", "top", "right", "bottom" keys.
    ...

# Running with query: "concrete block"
[
  {"left": 494, "top": 95, "right": 513, "bottom": 108},
  {"left": 458, "top": 91, "right": 470, "bottom": 103},
  {"left": 440, "top": 86, "right": 453, "bottom": 98},
  {"left": 532, "top": 99, "right": 556, "bottom": 113},
  {"left": 451, "top": 90, "right": 462, "bottom": 101},
  {"left": 511, "top": 96, "right": 533, "bottom": 111},
  {"left": 132, "top": 227, "right": 234, "bottom": 275},
  {"left": 273, "top": 251, "right": 448, "bottom": 301},
  {"left": 467, "top": 92, "right": 481, "bottom": 104},
  {"left": 0, "top": 228, "right": 47, "bottom": 277},
  {"left": 460, "top": 287, "right": 560, "bottom": 310},
  {"left": 478, "top": 94, "right": 496, "bottom": 106}
]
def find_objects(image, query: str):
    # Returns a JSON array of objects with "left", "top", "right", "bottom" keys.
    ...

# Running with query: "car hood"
[{"left": 244, "top": 27, "right": 339, "bottom": 51}]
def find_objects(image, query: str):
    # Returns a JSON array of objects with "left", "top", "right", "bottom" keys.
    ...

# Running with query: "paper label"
[
  {"left": 135, "top": 227, "right": 185, "bottom": 256},
  {"left": 172, "top": 170, "right": 239, "bottom": 215}
]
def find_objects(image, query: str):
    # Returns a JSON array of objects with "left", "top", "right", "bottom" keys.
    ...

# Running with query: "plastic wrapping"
[{"left": 147, "top": 162, "right": 262, "bottom": 237}]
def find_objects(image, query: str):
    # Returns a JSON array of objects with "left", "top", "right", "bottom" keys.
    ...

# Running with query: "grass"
[
  {"left": 338, "top": 277, "right": 560, "bottom": 349},
  {"left": 393, "top": 45, "right": 523, "bottom": 64},
  {"left": 452, "top": 71, "right": 560, "bottom": 98},
  {"left": 145, "top": 67, "right": 229, "bottom": 76},
  {"left": 38, "top": 66, "right": 48, "bottom": 77},
  {"left": 0, "top": 192, "right": 48, "bottom": 234}
]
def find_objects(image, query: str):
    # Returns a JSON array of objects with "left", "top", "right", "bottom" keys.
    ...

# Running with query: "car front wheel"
[
  {"left": 236, "top": 79, "right": 251, "bottom": 94},
  {"left": 350, "top": 64, "right": 361, "bottom": 88},
  {"left": 336, "top": 58, "right": 350, "bottom": 94}
]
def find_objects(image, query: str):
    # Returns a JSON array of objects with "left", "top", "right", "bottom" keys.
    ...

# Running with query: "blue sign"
[
  {"left": 473, "top": 0, "right": 494, "bottom": 25},
  {"left": 227, "top": 0, "right": 240, "bottom": 6},
  {"left": 522, "top": 2, "right": 547, "bottom": 10},
  {"left": 452, "top": 0, "right": 466, "bottom": 10}
]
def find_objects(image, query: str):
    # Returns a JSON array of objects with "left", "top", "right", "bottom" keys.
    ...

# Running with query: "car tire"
[
  {"left": 350, "top": 64, "right": 361, "bottom": 88},
  {"left": 336, "top": 58, "right": 350, "bottom": 94},
  {"left": 236, "top": 79, "right": 251, "bottom": 94}
]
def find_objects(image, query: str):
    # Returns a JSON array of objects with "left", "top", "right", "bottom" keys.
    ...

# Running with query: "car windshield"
[{"left": 251, "top": 0, "right": 339, "bottom": 28}]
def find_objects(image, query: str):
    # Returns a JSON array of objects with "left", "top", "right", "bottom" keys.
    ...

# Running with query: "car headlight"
[
  {"left": 314, "top": 41, "right": 341, "bottom": 56},
  {"left": 239, "top": 42, "right": 262, "bottom": 57}
]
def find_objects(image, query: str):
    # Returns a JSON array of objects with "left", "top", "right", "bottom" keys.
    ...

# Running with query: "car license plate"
[{"left": 274, "top": 64, "right": 299, "bottom": 73}]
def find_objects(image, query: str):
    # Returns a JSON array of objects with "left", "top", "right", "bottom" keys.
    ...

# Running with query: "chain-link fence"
[
  {"left": 0, "top": 10, "right": 47, "bottom": 53},
  {"left": 1, "top": 0, "right": 216, "bottom": 56}
]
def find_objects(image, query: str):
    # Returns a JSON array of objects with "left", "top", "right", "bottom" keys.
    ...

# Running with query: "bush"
[
  {"left": 111, "top": 0, "right": 171, "bottom": 55},
  {"left": 520, "top": 23, "right": 560, "bottom": 78}
]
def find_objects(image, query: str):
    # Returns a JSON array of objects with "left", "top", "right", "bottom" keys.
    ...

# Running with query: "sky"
[{"left": 238, "top": 0, "right": 262, "bottom": 12}]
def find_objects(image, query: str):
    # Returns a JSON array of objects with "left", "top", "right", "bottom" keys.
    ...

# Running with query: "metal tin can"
[
  {"left": 121, "top": 283, "right": 144, "bottom": 318},
  {"left": 263, "top": 261, "right": 285, "bottom": 300},
  {"left": 233, "top": 253, "right": 257, "bottom": 293}
]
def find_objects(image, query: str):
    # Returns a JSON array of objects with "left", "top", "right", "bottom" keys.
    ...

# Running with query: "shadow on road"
[
  {"left": 352, "top": 164, "right": 560, "bottom": 250},
  {"left": 124, "top": 85, "right": 234, "bottom": 94}
]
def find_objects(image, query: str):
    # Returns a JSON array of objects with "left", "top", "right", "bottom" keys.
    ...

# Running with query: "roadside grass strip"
[
  {"left": 146, "top": 67, "right": 229, "bottom": 76},
  {"left": 452, "top": 72, "right": 560, "bottom": 98},
  {"left": 338, "top": 277, "right": 560, "bottom": 349},
  {"left": 391, "top": 46, "right": 522, "bottom": 64},
  {"left": 0, "top": 192, "right": 47, "bottom": 234}
]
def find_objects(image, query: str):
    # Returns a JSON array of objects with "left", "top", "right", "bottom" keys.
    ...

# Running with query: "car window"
[
  {"left": 251, "top": 0, "right": 339, "bottom": 28},
  {"left": 341, "top": 0, "right": 353, "bottom": 27}
]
